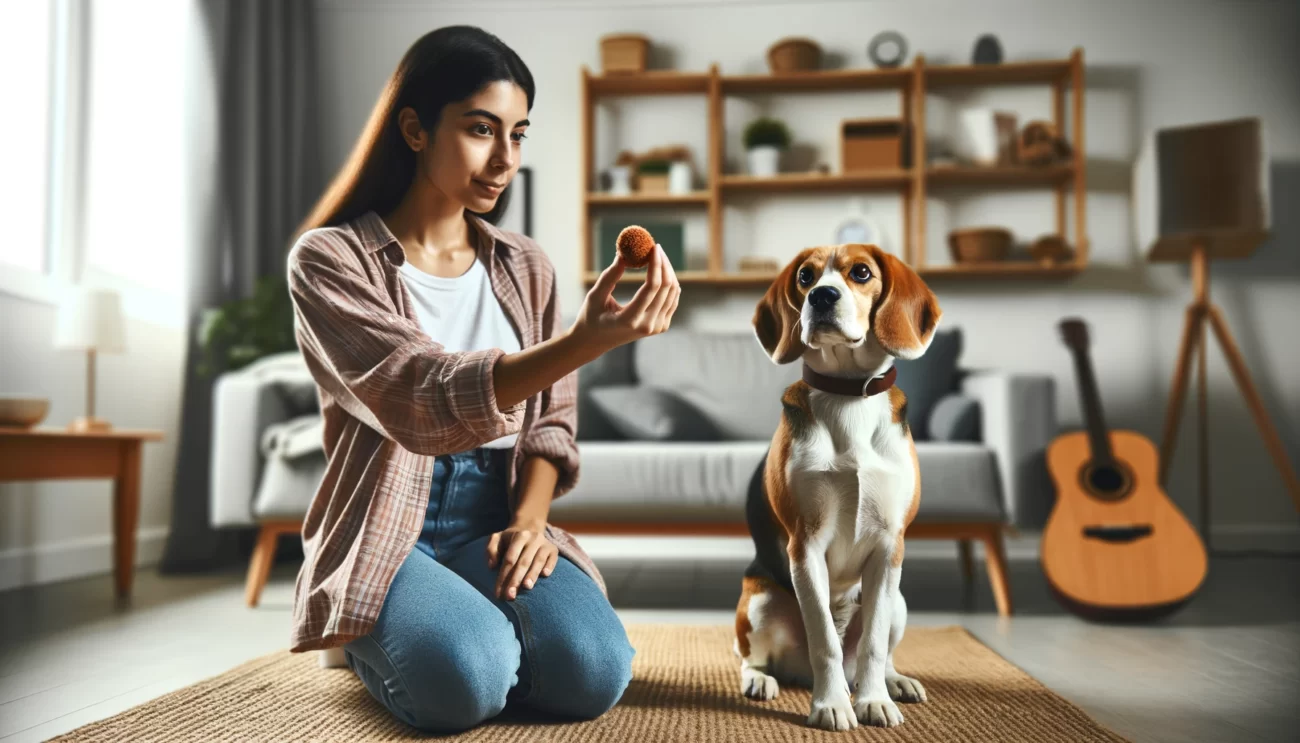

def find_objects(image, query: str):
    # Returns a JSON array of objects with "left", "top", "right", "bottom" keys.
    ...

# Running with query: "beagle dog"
[{"left": 734, "top": 243, "right": 941, "bottom": 731}]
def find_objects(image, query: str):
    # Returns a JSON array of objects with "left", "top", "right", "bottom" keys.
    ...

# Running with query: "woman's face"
[{"left": 400, "top": 80, "right": 529, "bottom": 214}]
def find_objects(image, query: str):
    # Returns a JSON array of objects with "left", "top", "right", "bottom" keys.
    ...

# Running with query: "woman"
[{"left": 285, "top": 26, "right": 680, "bottom": 732}]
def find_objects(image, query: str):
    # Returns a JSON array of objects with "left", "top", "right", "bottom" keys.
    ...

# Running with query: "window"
[
  {"left": 0, "top": 2, "right": 55, "bottom": 274},
  {"left": 83, "top": 0, "right": 189, "bottom": 295}
]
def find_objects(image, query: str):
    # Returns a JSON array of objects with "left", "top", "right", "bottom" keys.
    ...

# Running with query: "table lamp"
[
  {"left": 1138, "top": 117, "right": 1300, "bottom": 544},
  {"left": 53, "top": 286, "right": 126, "bottom": 433}
]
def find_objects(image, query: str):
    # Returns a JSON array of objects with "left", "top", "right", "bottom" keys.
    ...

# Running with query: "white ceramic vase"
[
  {"left": 668, "top": 161, "right": 693, "bottom": 194},
  {"left": 608, "top": 165, "right": 632, "bottom": 195},
  {"left": 747, "top": 146, "right": 781, "bottom": 177}
]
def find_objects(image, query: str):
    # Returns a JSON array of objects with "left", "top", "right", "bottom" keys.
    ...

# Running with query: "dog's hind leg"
[
  {"left": 884, "top": 591, "right": 927, "bottom": 703},
  {"left": 737, "top": 577, "right": 783, "bottom": 700},
  {"left": 737, "top": 578, "right": 812, "bottom": 699}
]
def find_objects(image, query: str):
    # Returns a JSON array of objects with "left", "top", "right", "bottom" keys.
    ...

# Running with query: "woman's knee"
[
  {"left": 356, "top": 613, "right": 521, "bottom": 733},
  {"left": 536, "top": 620, "right": 635, "bottom": 719}
]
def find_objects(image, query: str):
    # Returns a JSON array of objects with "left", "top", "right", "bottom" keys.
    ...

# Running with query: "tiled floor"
[{"left": 1, "top": 539, "right": 1297, "bottom": 742}]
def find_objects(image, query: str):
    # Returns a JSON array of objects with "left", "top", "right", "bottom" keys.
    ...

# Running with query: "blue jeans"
[{"left": 343, "top": 448, "right": 635, "bottom": 732}]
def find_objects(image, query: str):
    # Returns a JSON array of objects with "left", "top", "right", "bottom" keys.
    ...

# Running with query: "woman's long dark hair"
[{"left": 295, "top": 26, "right": 534, "bottom": 240}]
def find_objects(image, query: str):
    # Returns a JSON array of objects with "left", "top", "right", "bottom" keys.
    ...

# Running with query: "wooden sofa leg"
[
  {"left": 980, "top": 527, "right": 1014, "bottom": 617},
  {"left": 957, "top": 539, "right": 975, "bottom": 589},
  {"left": 245, "top": 523, "right": 283, "bottom": 608}
]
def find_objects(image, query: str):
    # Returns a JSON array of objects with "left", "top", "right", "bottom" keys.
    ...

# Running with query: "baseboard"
[
  {"left": 1209, "top": 524, "right": 1300, "bottom": 554},
  {"left": 0, "top": 527, "right": 169, "bottom": 593},
  {"left": 577, "top": 531, "right": 1043, "bottom": 564}
]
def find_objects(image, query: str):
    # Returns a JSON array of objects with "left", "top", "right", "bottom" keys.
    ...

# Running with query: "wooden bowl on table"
[
  {"left": 0, "top": 396, "right": 51, "bottom": 428},
  {"left": 948, "top": 227, "right": 1013, "bottom": 264}
]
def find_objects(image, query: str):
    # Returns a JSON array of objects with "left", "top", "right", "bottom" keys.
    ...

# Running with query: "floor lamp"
[{"left": 1145, "top": 117, "right": 1300, "bottom": 548}]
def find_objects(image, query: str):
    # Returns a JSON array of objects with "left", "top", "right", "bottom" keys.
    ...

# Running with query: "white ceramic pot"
[
  {"left": 957, "top": 108, "right": 999, "bottom": 166},
  {"left": 747, "top": 146, "right": 781, "bottom": 177},
  {"left": 668, "top": 161, "right": 693, "bottom": 194},
  {"left": 608, "top": 165, "right": 632, "bottom": 195}
]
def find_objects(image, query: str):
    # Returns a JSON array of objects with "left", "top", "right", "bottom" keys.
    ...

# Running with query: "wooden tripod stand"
[{"left": 1154, "top": 236, "right": 1300, "bottom": 546}]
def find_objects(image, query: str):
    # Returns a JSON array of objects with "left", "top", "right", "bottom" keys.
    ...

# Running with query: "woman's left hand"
[{"left": 486, "top": 522, "right": 558, "bottom": 600}]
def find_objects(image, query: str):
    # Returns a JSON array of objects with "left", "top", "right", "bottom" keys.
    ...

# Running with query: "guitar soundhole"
[{"left": 1079, "top": 462, "right": 1133, "bottom": 501}]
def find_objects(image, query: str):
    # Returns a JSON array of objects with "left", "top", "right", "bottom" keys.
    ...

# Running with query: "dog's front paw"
[
  {"left": 741, "top": 668, "right": 779, "bottom": 701},
  {"left": 887, "top": 672, "right": 927, "bottom": 703},
  {"left": 854, "top": 696, "right": 904, "bottom": 727},
  {"left": 808, "top": 688, "right": 858, "bottom": 731}
]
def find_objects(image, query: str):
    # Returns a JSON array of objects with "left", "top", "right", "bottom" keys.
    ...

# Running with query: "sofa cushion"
[
  {"left": 911, "top": 442, "right": 1005, "bottom": 522},
  {"left": 633, "top": 331, "right": 800, "bottom": 440},
  {"left": 253, "top": 450, "right": 325, "bottom": 520},
  {"left": 551, "top": 441, "right": 770, "bottom": 521},
  {"left": 550, "top": 440, "right": 1004, "bottom": 524},
  {"left": 894, "top": 328, "right": 963, "bottom": 440},
  {"left": 576, "top": 335, "right": 635, "bottom": 441},
  {"left": 588, "top": 385, "right": 721, "bottom": 441},
  {"left": 928, "top": 392, "right": 981, "bottom": 442}
]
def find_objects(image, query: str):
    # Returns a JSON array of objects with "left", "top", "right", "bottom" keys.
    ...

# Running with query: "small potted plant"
[
  {"left": 743, "top": 117, "right": 791, "bottom": 177},
  {"left": 637, "top": 158, "right": 672, "bottom": 192}
]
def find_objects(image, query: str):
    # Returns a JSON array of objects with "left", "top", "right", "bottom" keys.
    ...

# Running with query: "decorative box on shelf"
[{"left": 842, "top": 118, "right": 910, "bottom": 172}]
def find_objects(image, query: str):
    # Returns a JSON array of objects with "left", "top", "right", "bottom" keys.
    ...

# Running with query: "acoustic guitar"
[{"left": 1041, "top": 318, "right": 1207, "bottom": 619}]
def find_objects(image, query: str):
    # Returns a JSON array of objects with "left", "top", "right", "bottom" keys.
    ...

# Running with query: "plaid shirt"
[{"left": 285, "top": 210, "right": 600, "bottom": 653}]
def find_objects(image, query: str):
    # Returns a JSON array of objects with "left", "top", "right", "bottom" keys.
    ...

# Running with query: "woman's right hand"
[{"left": 569, "top": 241, "right": 681, "bottom": 357}]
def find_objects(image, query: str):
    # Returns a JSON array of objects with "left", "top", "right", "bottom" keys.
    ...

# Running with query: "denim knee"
[
  {"left": 388, "top": 615, "right": 520, "bottom": 732},
  {"left": 542, "top": 626, "right": 636, "bottom": 719}
]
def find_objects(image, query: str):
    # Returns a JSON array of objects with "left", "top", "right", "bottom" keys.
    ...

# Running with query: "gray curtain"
[{"left": 160, "top": 0, "right": 319, "bottom": 572}]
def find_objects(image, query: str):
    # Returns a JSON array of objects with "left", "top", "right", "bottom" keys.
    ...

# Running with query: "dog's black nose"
[{"left": 809, "top": 286, "right": 841, "bottom": 311}]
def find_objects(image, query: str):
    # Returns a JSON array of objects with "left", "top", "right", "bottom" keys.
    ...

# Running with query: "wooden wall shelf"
[
  {"left": 587, "top": 191, "right": 711, "bottom": 206},
  {"left": 578, "top": 50, "right": 1088, "bottom": 287},
  {"left": 926, "top": 165, "right": 1074, "bottom": 187},
  {"left": 720, "top": 171, "right": 912, "bottom": 192}
]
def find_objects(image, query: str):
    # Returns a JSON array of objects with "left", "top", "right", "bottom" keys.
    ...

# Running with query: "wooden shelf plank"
[
  {"left": 721, "top": 68, "right": 910, "bottom": 93},
  {"left": 721, "top": 171, "right": 911, "bottom": 193},
  {"left": 925, "top": 59, "right": 1071, "bottom": 88},
  {"left": 588, "top": 71, "right": 712, "bottom": 96},
  {"left": 926, "top": 165, "right": 1074, "bottom": 186},
  {"left": 581, "top": 270, "right": 777, "bottom": 286},
  {"left": 587, "top": 191, "right": 711, "bottom": 206},
  {"left": 919, "top": 261, "right": 1083, "bottom": 279}
]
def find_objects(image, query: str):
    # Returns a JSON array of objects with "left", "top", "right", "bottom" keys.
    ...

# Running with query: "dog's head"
[{"left": 752, "top": 244, "right": 941, "bottom": 364}]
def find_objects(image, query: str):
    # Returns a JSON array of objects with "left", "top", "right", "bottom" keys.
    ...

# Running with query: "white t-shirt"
[{"left": 398, "top": 255, "right": 521, "bottom": 449}]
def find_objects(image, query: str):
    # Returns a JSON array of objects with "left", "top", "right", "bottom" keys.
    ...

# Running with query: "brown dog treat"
[{"left": 616, "top": 225, "right": 655, "bottom": 269}]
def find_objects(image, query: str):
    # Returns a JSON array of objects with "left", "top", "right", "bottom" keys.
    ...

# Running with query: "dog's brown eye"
[
  {"left": 850, "top": 263, "right": 871, "bottom": 283},
  {"left": 797, "top": 266, "right": 814, "bottom": 286}
]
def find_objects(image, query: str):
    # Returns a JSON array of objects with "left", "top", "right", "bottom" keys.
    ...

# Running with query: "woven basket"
[
  {"left": 949, "top": 227, "right": 1012, "bottom": 263},
  {"left": 767, "top": 37, "right": 821, "bottom": 73},
  {"left": 601, "top": 34, "right": 649, "bottom": 74}
]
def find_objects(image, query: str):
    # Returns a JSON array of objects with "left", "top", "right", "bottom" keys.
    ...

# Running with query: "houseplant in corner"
[
  {"left": 743, "top": 117, "right": 791, "bottom": 177},
  {"left": 196, "top": 274, "right": 297, "bottom": 379}
]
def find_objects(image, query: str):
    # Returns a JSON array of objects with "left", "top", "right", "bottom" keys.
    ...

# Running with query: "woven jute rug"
[{"left": 52, "top": 624, "right": 1128, "bottom": 742}]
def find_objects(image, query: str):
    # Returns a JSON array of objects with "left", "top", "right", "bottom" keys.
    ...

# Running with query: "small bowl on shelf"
[
  {"left": 767, "top": 37, "right": 821, "bottom": 73},
  {"left": 948, "top": 227, "right": 1012, "bottom": 263},
  {"left": 0, "top": 396, "right": 51, "bottom": 428}
]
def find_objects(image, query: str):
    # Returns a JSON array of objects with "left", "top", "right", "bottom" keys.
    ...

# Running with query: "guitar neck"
[{"left": 1070, "top": 347, "right": 1115, "bottom": 465}]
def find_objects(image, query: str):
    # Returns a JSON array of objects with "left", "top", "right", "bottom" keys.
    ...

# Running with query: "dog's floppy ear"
[
  {"left": 753, "top": 249, "right": 811, "bottom": 364},
  {"left": 872, "top": 250, "right": 941, "bottom": 359}
]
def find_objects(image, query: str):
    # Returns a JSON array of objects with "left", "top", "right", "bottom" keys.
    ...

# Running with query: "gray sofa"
[{"left": 211, "top": 328, "right": 1055, "bottom": 616}]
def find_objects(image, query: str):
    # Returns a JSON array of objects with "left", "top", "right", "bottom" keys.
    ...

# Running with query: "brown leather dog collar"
[{"left": 802, "top": 364, "right": 898, "bottom": 398}]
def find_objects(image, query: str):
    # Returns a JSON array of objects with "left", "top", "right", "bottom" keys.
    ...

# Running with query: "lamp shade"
[
  {"left": 53, "top": 286, "right": 126, "bottom": 352},
  {"left": 1136, "top": 117, "right": 1271, "bottom": 261}
]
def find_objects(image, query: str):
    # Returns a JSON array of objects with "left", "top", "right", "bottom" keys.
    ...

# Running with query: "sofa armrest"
[
  {"left": 960, "top": 370, "right": 1057, "bottom": 529},
  {"left": 210, "top": 365, "right": 299, "bottom": 528}
]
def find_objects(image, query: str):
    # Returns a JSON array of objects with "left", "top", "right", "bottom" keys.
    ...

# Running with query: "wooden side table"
[{"left": 0, "top": 426, "right": 164, "bottom": 598}]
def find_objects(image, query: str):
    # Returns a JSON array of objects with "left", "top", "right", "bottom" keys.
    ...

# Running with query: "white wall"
[
  {"left": 0, "top": 294, "right": 185, "bottom": 590},
  {"left": 316, "top": 0, "right": 1300, "bottom": 550}
]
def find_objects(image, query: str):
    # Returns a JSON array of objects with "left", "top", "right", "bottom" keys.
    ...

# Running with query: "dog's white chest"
[{"left": 790, "top": 391, "right": 914, "bottom": 589}]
